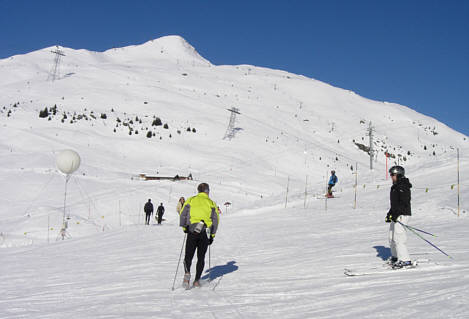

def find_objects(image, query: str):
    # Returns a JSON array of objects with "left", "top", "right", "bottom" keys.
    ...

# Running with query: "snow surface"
[{"left": 0, "top": 35, "right": 468, "bottom": 318}]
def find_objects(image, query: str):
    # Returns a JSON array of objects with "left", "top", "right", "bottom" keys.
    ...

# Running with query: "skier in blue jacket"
[{"left": 327, "top": 170, "right": 338, "bottom": 198}]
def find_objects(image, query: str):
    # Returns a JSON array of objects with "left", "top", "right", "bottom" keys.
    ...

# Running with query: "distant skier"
[
  {"left": 157, "top": 203, "right": 165, "bottom": 224},
  {"left": 179, "top": 183, "right": 220, "bottom": 288},
  {"left": 327, "top": 170, "right": 338, "bottom": 198},
  {"left": 385, "top": 166, "right": 413, "bottom": 269},
  {"left": 144, "top": 199, "right": 153, "bottom": 225},
  {"left": 176, "top": 197, "right": 185, "bottom": 214}
]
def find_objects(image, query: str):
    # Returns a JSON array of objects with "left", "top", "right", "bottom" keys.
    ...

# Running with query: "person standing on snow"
[
  {"left": 386, "top": 165, "right": 413, "bottom": 269},
  {"left": 327, "top": 170, "right": 338, "bottom": 198},
  {"left": 157, "top": 203, "right": 165, "bottom": 225},
  {"left": 179, "top": 183, "right": 220, "bottom": 288},
  {"left": 176, "top": 197, "right": 185, "bottom": 214},
  {"left": 144, "top": 199, "right": 154, "bottom": 225}
]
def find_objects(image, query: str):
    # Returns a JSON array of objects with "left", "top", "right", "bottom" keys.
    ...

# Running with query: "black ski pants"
[
  {"left": 184, "top": 231, "right": 209, "bottom": 281},
  {"left": 157, "top": 212, "right": 164, "bottom": 224},
  {"left": 145, "top": 213, "right": 152, "bottom": 225}
]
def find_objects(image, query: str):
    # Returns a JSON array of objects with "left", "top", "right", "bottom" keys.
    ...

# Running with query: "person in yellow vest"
[{"left": 179, "top": 183, "right": 219, "bottom": 288}]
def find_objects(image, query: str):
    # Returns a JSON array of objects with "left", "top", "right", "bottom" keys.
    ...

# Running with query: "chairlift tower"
[
  {"left": 368, "top": 121, "right": 375, "bottom": 170},
  {"left": 48, "top": 46, "right": 65, "bottom": 81},
  {"left": 223, "top": 107, "right": 241, "bottom": 140}
]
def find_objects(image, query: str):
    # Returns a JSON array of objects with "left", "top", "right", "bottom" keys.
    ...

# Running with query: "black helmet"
[
  {"left": 197, "top": 182, "right": 210, "bottom": 193},
  {"left": 389, "top": 165, "right": 405, "bottom": 177}
]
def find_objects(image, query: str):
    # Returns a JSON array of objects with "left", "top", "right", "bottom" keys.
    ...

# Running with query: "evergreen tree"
[{"left": 39, "top": 107, "right": 49, "bottom": 118}]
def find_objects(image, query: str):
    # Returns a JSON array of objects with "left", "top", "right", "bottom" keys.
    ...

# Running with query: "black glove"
[
  {"left": 183, "top": 227, "right": 189, "bottom": 234},
  {"left": 385, "top": 212, "right": 392, "bottom": 223},
  {"left": 392, "top": 214, "right": 400, "bottom": 223},
  {"left": 208, "top": 237, "right": 214, "bottom": 245}
]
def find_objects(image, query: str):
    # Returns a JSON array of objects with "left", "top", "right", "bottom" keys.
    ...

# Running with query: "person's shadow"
[
  {"left": 373, "top": 245, "right": 392, "bottom": 261},
  {"left": 202, "top": 261, "right": 238, "bottom": 281}
]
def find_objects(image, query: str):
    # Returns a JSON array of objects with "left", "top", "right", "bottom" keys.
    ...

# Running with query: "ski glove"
[
  {"left": 208, "top": 237, "right": 214, "bottom": 245},
  {"left": 183, "top": 227, "right": 189, "bottom": 234},
  {"left": 385, "top": 212, "right": 393, "bottom": 223}
]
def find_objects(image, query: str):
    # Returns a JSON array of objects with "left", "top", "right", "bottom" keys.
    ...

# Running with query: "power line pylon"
[
  {"left": 223, "top": 107, "right": 241, "bottom": 140},
  {"left": 368, "top": 121, "right": 375, "bottom": 170},
  {"left": 48, "top": 46, "right": 65, "bottom": 81}
]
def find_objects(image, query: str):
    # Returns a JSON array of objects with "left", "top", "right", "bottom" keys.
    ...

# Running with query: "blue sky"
[{"left": 1, "top": 0, "right": 468, "bottom": 135}]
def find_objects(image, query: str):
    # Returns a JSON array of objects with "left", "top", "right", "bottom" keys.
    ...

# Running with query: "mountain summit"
[{"left": 104, "top": 35, "right": 211, "bottom": 66}]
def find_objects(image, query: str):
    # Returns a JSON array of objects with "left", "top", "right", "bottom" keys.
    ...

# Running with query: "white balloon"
[{"left": 56, "top": 150, "right": 81, "bottom": 175}]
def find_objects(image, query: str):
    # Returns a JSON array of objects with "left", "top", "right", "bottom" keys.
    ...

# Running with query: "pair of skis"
[
  {"left": 182, "top": 279, "right": 210, "bottom": 290},
  {"left": 344, "top": 259, "right": 424, "bottom": 277}
]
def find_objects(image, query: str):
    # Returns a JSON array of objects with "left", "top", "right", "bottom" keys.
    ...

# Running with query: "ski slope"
[
  {"left": 2, "top": 182, "right": 468, "bottom": 318},
  {"left": 0, "top": 35, "right": 468, "bottom": 318}
]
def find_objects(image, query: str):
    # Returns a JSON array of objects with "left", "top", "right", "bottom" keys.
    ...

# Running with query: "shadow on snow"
[
  {"left": 373, "top": 245, "right": 391, "bottom": 261},
  {"left": 202, "top": 260, "right": 238, "bottom": 281}
]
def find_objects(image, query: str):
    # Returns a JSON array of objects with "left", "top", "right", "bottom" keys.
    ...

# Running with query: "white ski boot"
[{"left": 182, "top": 273, "right": 191, "bottom": 290}]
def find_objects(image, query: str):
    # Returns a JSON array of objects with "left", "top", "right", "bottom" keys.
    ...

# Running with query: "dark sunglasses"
[{"left": 390, "top": 173, "right": 397, "bottom": 176}]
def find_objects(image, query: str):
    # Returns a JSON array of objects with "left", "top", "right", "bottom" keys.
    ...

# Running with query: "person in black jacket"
[
  {"left": 144, "top": 199, "right": 154, "bottom": 225},
  {"left": 157, "top": 203, "right": 165, "bottom": 224},
  {"left": 385, "top": 166, "right": 412, "bottom": 268}
]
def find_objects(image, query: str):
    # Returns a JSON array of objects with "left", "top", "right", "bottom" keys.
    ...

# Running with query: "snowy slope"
[
  {"left": 0, "top": 35, "right": 468, "bottom": 318},
  {"left": 2, "top": 184, "right": 469, "bottom": 318}
]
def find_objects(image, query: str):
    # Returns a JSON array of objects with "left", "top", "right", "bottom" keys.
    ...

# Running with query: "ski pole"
[
  {"left": 398, "top": 222, "right": 437, "bottom": 237},
  {"left": 171, "top": 233, "right": 187, "bottom": 291},
  {"left": 208, "top": 245, "right": 211, "bottom": 283},
  {"left": 400, "top": 222, "right": 453, "bottom": 259},
  {"left": 206, "top": 227, "right": 212, "bottom": 283}
]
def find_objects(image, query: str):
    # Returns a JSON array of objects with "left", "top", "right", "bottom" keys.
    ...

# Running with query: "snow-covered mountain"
[{"left": 1, "top": 35, "right": 468, "bottom": 318}]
